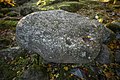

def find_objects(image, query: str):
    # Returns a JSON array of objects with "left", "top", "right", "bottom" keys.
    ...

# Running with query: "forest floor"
[{"left": 0, "top": 0, "right": 120, "bottom": 80}]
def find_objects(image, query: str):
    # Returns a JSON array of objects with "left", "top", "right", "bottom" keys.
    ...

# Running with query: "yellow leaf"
[
  {"left": 98, "top": 18, "right": 103, "bottom": 23},
  {"left": 71, "top": 74, "right": 74, "bottom": 76},
  {"left": 104, "top": 72, "right": 114, "bottom": 78},
  {"left": 69, "top": 74, "right": 74, "bottom": 77},
  {"left": 99, "top": 0, "right": 110, "bottom": 2},
  {"left": 63, "top": 66, "right": 69, "bottom": 71},
  {"left": 36, "top": 0, "right": 41, "bottom": 5},
  {"left": 17, "top": 71, "right": 20, "bottom": 74},
  {"left": 103, "top": 64, "right": 108, "bottom": 68},
  {"left": 37, "top": 0, "right": 46, "bottom": 6},
  {"left": 50, "top": 76, "right": 55, "bottom": 80},
  {"left": 113, "top": 0, "right": 117, "bottom": 4},
  {"left": 48, "top": 64, "right": 51, "bottom": 67},
  {"left": 54, "top": 73, "right": 59, "bottom": 78},
  {"left": 0, "top": 0, "right": 15, "bottom": 6},
  {"left": 47, "top": 67, "right": 52, "bottom": 71}
]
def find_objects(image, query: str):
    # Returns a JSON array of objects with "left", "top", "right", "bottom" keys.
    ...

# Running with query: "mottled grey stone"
[
  {"left": 16, "top": 10, "right": 112, "bottom": 64},
  {"left": 20, "top": 68, "right": 48, "bottom": 80},
  {"left": 0, "top": 47, "right": 23, "bottom": 60},
  {"left": 115, "top": 50, "right": 120, "bottom": 63},
  {"left": 96, "top": 45, "right": 112, "bottom": 64}
]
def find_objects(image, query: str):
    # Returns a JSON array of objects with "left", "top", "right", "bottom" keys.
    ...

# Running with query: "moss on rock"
[
  {"left": 0, "top": 8, "right": 13, "bottom": 14},
  {"left": 0, "top": 20, "right": 18, "bottom": 30},
  {"left": 58, "top": 1, "right": 84, "bottom": 12},
  {"left": 40, "top": 1, "right": 85, "bottom": 12},
  {"left": 6, "top": 11, "right": 19, "bottom": 17},
  {"left": 0, "top": 13, "right": 4, "bottom": 18}
]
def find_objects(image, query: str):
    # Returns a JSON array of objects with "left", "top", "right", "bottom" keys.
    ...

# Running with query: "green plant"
[{"left": 37, "top": 0, "right": 55, "bottom": 6}]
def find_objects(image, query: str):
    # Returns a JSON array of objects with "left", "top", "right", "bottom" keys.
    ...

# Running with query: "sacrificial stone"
[{"left": 16, "top": 10, "right": 111, "bottom": 64}]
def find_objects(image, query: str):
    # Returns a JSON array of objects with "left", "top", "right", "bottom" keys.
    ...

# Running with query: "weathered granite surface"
[{"left": 16, "top": 10, "right": 112, "bottom": 64}]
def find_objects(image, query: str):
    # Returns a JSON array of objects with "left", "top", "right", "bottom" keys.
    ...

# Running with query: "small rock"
[
  {"left": 70, "top": 68, "right": 85, "bottom": 78},
  {"left": 0, "top": 38, "right": 10, "bottom": 50},
  {"left": 96, "top": 45, "right": 112, "bottom": 64},
  {"left": 116, "top": 68, "right": 120, "bottom": 77},
  {"left": 115, "top": 50, "right": 120, "bottom": 63},
  {"left": 0, "top": 47, "right": 24, "bottom": 60},
  {"left": 106, "top": 20, "right": 120, "bottom": 33},
  {"left": 20, "top": 68, "right": 48, "bottom": 80}
]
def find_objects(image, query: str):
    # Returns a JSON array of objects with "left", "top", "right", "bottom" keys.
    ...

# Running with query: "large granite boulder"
[{"left": 16, "top": 10, "right": 113, "bottom": 64}]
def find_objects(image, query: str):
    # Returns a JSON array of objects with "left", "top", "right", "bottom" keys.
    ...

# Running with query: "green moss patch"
[{"left": 0, "top": 20, "right": 18, "bottom": 30}]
